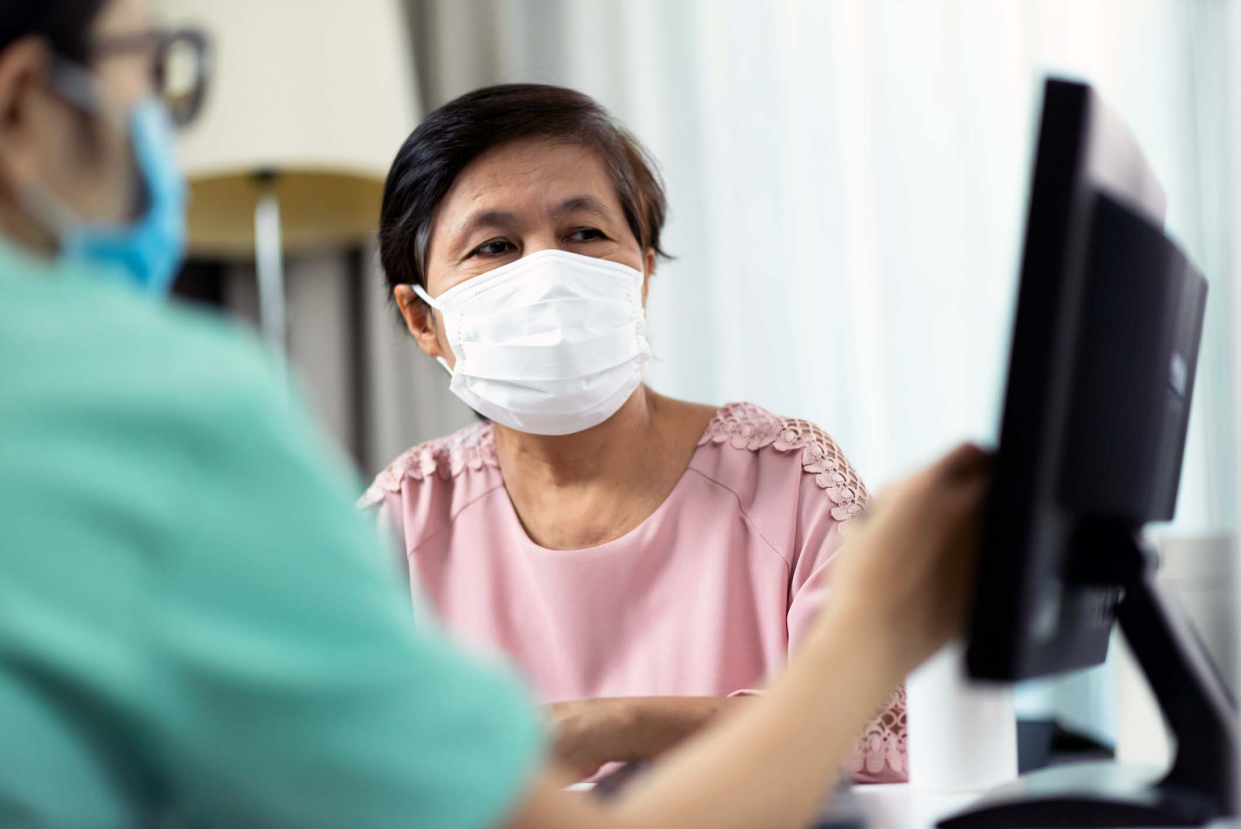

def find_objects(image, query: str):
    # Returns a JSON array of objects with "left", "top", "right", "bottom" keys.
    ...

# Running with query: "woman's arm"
[
  {"left": 547, "top": 696, "right": 747, "bottom": 779},
  {"left": 502, "top": 444, "right": 989, "bottom": 829}
]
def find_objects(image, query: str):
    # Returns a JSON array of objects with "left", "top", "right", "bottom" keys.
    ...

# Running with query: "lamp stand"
[{"left": 254, "top": 171, "right": 287, "bottom": 352}]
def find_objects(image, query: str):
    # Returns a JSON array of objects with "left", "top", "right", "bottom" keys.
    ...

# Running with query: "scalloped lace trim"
[
  {"left": 699, "top": 402, "right": 868, "bottom": 524},
  {"left": 357, "top": 421, "right": 498, "bottom": 508},
  {"left": 360, "top": 403, "right": 867, "bottom": 522},
  {"left": 848, "top": 686, "right": 908, "bottom": 782}
]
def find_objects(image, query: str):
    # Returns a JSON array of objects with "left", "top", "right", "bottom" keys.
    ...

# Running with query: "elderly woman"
[{"left": 361, "top": 84, "right": 904, "bottom": 783}]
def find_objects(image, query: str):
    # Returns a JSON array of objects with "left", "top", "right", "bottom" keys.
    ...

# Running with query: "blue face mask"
[{"left": 21, "top": 96, "right": 188, "bottom": 297}]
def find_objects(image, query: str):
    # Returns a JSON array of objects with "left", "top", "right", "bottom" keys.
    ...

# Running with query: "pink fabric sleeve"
[
  {"left": 365, "top": 491, "right": 446, "bottom": 631},
  {"left": 788, "top": 479, "right": 908, "bottom": 785}
]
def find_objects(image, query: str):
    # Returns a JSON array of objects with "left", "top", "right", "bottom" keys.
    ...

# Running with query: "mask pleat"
[
  {"left": 458, "top": 359, "right": 650, "bottom": 435},
  {"left": 456, "top": 321, "right": 646, "bottom": 381},
  {"left": 459, "top": 297, "right": 636, "bottom": 344}
]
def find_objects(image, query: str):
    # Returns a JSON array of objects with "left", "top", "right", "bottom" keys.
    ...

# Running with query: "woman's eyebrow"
[
  {"left": 455, "top": 209, "right": 519, "bottom": 240},
  {"left": 551, "top": 195, "right": 613, "bottom": 219}
]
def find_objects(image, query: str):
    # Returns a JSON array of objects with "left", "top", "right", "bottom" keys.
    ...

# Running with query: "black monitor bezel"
[{"left": 966, "top": 79, "right": 1168, "bottom": 681}]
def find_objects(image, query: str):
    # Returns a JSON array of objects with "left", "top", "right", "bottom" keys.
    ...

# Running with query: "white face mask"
[{"left": 413, "top": 249, "right": 652, "bottom": 436}]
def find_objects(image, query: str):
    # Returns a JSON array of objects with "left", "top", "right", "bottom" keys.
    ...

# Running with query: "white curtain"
[
  {"left": 396, "top": 0, "right": 1240, "bottom": 748},
  {"left": 409, "top": 0, "right": 1239, "bottom": 537}
]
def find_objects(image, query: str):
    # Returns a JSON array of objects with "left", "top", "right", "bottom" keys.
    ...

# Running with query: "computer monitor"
[{"left": 940, "top": 79, "right": 1235, "bottom": 828}]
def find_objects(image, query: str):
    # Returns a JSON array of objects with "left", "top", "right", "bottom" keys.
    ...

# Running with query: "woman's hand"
[
  {"left": 547, "top": 697, "right": 743, "bottom": 780},
  {"left": 547, "top": 698, "right": 635, "bottom": 780},
  {"left": 817, "top": 442, "right": 991, "bottom": 679}
]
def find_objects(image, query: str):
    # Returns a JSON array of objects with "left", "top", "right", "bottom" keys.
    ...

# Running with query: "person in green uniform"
[{"left": 0, "top": 1, "right": 990, "bottom": 827}]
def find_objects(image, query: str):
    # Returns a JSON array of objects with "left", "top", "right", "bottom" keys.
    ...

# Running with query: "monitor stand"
[{"left": 938, "top": 527, "right": 1237, "bottom": 828}]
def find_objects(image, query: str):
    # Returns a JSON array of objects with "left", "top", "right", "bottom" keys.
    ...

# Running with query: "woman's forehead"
[{"left": 439, "top": 138, "right": 624, "bottom": 223}]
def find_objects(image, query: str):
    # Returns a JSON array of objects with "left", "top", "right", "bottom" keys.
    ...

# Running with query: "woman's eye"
[
  {"left": 470, "top": 240, "right": 513, "bottom": 257},
  {"left": 569, "top": 228, "right": 607, "bottom": 243}
]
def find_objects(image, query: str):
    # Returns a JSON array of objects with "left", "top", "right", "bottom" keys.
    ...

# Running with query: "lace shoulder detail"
[
  {"left": 357, "top": 421, "right": 499, "bottom": 509},
  {"left": 699, "top": 402, "right": 868, "bottom": 524}
]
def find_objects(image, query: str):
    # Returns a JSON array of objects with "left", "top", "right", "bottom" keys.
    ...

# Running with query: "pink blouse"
[{"left": 360, "top": 402, "right": 907, "bottom": 783}]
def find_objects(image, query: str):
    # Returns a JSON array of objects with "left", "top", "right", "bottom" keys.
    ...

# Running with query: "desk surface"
[
  {"left": 843, "top": 785, "right": 978, "bottom": 829},
  {"left": 574, "top": 778, "right": 1234, "bottom": 828},
  {"left": 842, "top": 785, "right": 1236, "bottom": 829}
]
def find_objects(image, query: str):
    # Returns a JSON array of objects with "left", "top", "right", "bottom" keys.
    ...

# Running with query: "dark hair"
[
  {"left": 0, "top": 0, "right": 111, "bottom": 63},
  {"left": 379, "top": 83, "right": 669, "bottom": 303}
]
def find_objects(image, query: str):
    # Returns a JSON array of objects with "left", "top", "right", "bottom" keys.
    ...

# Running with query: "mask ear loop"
[
  {"left": 410, "top": 283, "right": 454, "bottom": 377},
  {"left": 411, "top": 282, "right": 440, "bottom": 310}
]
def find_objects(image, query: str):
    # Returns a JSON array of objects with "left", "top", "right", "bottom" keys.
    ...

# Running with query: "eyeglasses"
[{"left": 90, "top": 28, "right": 212, "bottom": 128}]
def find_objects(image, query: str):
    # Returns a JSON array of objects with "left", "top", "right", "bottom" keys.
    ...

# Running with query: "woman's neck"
[
  {"left": 493, "top": 385, "right": 661, "bottom": 490},
  {"left": 492, "top": 387, "right": 715, "bottom": 550}
]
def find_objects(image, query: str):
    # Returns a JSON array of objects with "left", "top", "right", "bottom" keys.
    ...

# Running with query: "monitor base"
[
  {"left": 937, "top": 762, "right": 1218, "bottom": 828},
  {"left": 948, "top": 526, "right": 1236, "bottom": 827}
]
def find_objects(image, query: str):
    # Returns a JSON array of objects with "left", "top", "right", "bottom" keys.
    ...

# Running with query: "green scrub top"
[{"left": 0, "top": 242, "right": 545, "bottom": 829}]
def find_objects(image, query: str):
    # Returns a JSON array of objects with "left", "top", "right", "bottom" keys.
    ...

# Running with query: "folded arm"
[{"left": 546, "top": 696, "right": 748, "bottom": 780}]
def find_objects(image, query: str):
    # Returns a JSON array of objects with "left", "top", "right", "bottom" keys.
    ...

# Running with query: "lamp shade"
[{"left": 156, "top": 0, "right": 419, "bottom": 257}]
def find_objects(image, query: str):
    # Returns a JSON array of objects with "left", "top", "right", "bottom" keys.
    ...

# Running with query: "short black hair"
[
  {"left": 0, "top": 0, "right": 111, "bottom": 64},
  {"left": 379, "top": 83, "right": 669, "bottom": 305}
]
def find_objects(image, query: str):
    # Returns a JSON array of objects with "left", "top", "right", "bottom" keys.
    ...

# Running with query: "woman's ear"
[
  {"left": 0, "top": 39, "right": 46, "bottom": 183},
  {"left": 393, "top": 284, "right": 446, "bottom": 360},
  {"left": 0, "top": 40, "right": 53, "bottom": 232}
]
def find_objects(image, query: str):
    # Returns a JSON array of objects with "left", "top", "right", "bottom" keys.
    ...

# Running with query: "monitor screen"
[{"left": 965, "top": 79, "right": 1207, "bottom": 682}]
